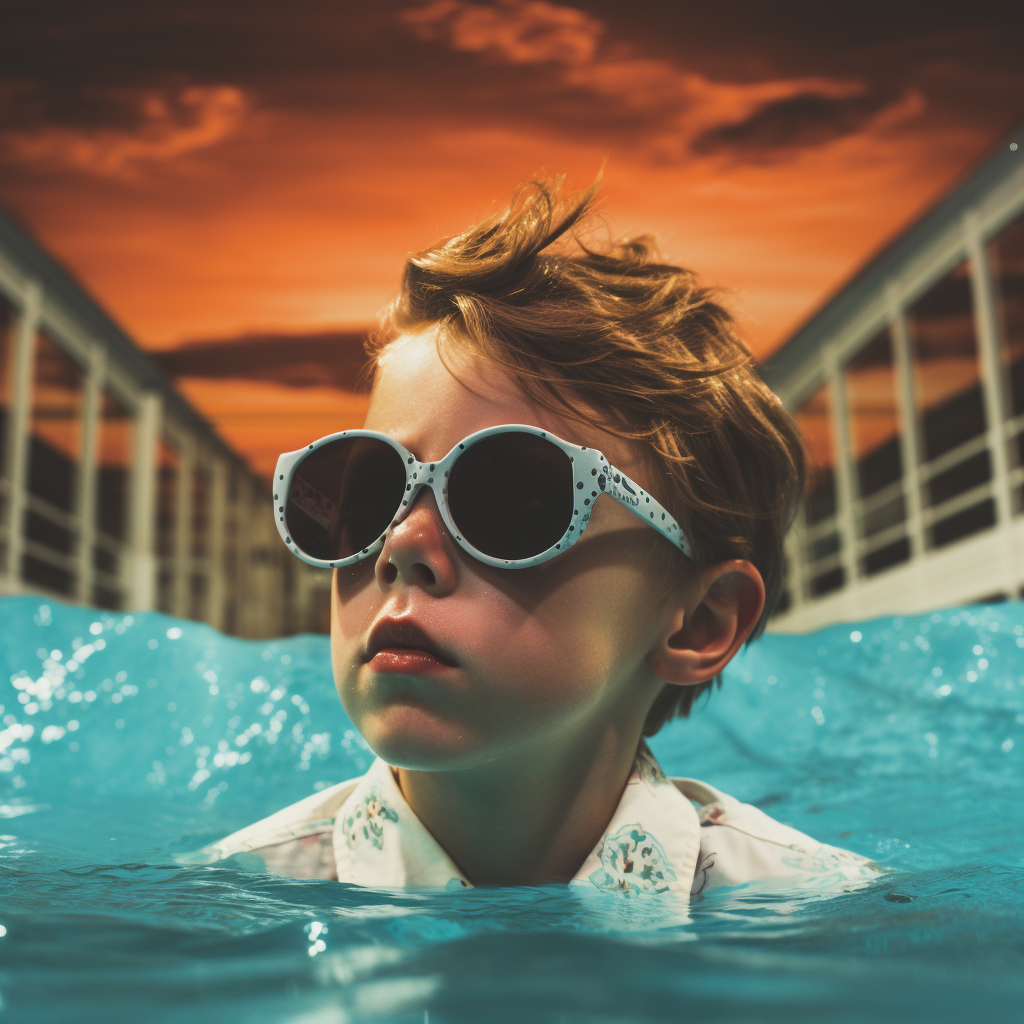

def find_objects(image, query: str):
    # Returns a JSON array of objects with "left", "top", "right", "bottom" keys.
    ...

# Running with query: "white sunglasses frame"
[{"left": 273, "top": 423, "right": 692, "bottom": 570}]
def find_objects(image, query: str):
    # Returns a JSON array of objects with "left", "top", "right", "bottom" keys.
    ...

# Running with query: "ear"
[{"left": 645, "top": 559, "right": 766, "bottom": 686}]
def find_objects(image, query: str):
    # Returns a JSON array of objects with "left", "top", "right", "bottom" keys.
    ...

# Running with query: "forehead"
[{"left": 363, "top": 331, "right": 645, "bottom": 472}]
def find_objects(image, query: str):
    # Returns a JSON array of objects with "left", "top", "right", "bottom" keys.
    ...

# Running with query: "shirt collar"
[{"left": 333, "top": 745, "right": 701, "bottom": 893}]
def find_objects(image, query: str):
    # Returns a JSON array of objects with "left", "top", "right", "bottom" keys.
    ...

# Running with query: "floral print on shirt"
[
  {"left": 342, "top": 781, "right": 399, "bottom": 851},
  {"left": 589, "top": 823, "right": 678, "bottom": 894},
  {"left": 780, "top": 844, "right": 866, "bottom": 884}
]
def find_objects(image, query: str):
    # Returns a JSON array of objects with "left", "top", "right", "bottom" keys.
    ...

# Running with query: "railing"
[
  {"left": 858, "top": 517, "right": 908, "bottom": 557},
  {"left": 19, "top": 491, "right": 129, "bottom": 601},
  {"left": 919, "top": 432, "right": 989, "bottom": 482},
  {"left": 794, "top": 409, "right": 1023, "bottom": 601},
  {"left": 922, "top": 480, "right": 992, "bottom": 527},
  {"left": 26, "top": 491, "right": 78, "bottom": 534}
]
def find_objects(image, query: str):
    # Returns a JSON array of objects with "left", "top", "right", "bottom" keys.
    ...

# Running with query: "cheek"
[
  {"left": 330, "top": 566, "right": 379, "bottom": 701},
  {"left": 471, "top": 568, "right": 656, "bottom": 714}
]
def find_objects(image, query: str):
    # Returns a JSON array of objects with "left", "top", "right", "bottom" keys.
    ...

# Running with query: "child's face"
[{"left": 330, "top": 330, "right": 685, "bottom": 771}]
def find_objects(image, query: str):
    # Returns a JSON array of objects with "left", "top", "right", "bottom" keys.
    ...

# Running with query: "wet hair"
[{"left": 368, "top": 176, "right": 804, "bottom": 734}]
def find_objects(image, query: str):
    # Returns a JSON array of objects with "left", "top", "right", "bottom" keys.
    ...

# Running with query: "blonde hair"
[{"left": 368, "top": 177, "right": 804, "bottom": 733}]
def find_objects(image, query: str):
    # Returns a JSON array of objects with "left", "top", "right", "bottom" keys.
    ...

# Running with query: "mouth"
[{"left": 363, "top": 617, "right": 459, "bottom": 670}]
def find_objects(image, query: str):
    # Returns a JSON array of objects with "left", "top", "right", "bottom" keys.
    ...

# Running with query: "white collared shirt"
[{"left": 200, "top": 747, "right": 880, "bottom": 895}]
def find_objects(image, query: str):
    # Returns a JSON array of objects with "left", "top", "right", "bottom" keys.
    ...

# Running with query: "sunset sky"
[{"left": 2, "top": 1, "right": 1022, "bottom": 475}]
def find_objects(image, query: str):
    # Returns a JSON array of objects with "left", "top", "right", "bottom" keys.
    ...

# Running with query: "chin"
[{"left": 360, "top": 702, "right": 486, "bottom": 771}]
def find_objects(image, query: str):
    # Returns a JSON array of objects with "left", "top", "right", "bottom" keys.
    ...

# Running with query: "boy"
[{"left": 205, "top": 179, "right": 878, "bottom": 895}]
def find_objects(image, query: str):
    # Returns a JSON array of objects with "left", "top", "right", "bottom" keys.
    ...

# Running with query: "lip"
[{"left": 363, "top": 617, "right": 459, "bottom": 670}]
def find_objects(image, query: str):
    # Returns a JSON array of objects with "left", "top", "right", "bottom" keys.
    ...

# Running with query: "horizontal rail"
[
  {"left": 25, "top": 493, "right": 79, "bottom": 533},
  {"left": 919, "top": 432, "right": 989, "bottom": 482},
  {"left": 22, "top": 538, "right": 77, "bottom": 573},
  {"left": 93, "top": 529, "right": 126, "bottom": 556},
  {"left": 801, "top": 514, "right": 840, "bottom": 545},
  {"left": 857, "top": 520, "right": 909, "bottom": 556},
  {"left": 923, "top": 480, "right": 993, "bottom": 527},
  {"left": 803, "top": 549, "right": 843, "bottom": 578},
  {"left": 855, "top": 478, "right": 904, "bottom": 518}
]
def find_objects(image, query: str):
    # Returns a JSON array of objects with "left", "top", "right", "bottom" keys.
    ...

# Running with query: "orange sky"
[{"left": 2, "top": 1, "right": 1021, "bottom": 475}]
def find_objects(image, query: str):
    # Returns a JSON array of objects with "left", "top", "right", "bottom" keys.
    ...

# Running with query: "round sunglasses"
[{"left": 273, "top": 424, "right": 692, "bottom": 570}]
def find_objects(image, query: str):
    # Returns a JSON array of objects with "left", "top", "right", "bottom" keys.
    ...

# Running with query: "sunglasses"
[{"left": 273, "top": 424, "right": 692, "bottom": 570}]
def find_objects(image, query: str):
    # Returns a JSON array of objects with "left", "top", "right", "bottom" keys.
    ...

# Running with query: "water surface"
[{"left": 0, "top": 595, "right": 1021, "bottom": 1022}]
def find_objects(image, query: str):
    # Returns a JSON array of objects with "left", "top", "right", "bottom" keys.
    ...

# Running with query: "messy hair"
[{"left": 368, "top": 176, "right": 804, "bottom": 735}]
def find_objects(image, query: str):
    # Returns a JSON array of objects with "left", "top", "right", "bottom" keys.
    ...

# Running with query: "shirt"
[{"left": 199, "top": 745, "right": 880, "bottom": 895}]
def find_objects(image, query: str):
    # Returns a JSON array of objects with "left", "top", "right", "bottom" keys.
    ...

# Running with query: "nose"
[{"left": 375, "top": 487, "right": 458, "bottom": 595}]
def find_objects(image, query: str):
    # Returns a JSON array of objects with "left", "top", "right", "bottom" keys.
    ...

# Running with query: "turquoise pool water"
[{"left": 0, "top": 594, "right": 1020, "bottom": 1022}]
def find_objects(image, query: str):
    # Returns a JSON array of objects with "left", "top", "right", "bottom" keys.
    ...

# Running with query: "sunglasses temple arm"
[{"left": 602, "top": 463, "right": 693, "bottom": 559}]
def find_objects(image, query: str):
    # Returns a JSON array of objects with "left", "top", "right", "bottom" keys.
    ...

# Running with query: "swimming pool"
[{"left": 0, "top": 594, "right": 1020, "bottom": 1022}]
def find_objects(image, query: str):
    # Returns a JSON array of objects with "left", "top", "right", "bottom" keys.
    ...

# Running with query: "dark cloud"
[
  {"left": 152, "top": 329, "right": 374, "bottom": 392},
  {"left": 692, "top": 91, "right": 897, "bottom": 159},
  {"left": 0, "top": 1, "right": 1021, "bottom": 165}
]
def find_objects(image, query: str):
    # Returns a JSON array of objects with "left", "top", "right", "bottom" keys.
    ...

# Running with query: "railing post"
[
  {"left": 964, "top": 213, "right": 1014, "bottom": 530},
  {"left": 825, "top": 351, "right": 859, "bottom": 590},
  {"left": 206, "top": 457, "right": 227, "bottom": 630},
  {"left": 232, "top": 474, "right": 252, "bottom": 636},
  {"left": 3, "top": 280, "right": 41, "bottom": 595},
  {"left": 889, "top": 290, "right": 927, "bottom": 559},
  {"left": 76, "top": 345, "right": 105, "bottom": 605},
  {"left": 128, "top": 392, "right": 161, "bottom": 611},
  {"left": 172, "top": 440, "right": 195, "bottom": 619},
  {"left": 965, "top": 211, "right": 1019, "bottom": 595}
]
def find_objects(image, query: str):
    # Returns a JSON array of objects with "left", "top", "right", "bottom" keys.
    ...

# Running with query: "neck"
[{"left": 395, "top": 721, "right": 645, "bottom": 886}]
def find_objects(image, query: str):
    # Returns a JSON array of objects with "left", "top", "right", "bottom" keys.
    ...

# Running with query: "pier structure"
[
  {"left": 0, "top": 206, "right": 329, "bottom": 636},
  {"left": 766, "top": 126, "right": 1023, "bottom": 631}
]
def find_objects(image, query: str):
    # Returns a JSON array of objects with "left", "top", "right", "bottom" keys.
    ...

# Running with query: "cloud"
[
  {"left": 0, "top": 85, "right": 247, "bottom": 175},
  {"left": 399, "top": 0, "right": 907, "bottom": 161},
  {"left": 692, "top": 91, "right": 901, "bottom": 158},
  {"left": 403, "top": 0, "right": 604, "bottom": 66},
  {"left": 152, "top": 329, "right": 374, "bottom": 392}
]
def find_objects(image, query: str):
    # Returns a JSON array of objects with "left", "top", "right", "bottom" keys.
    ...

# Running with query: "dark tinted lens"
[
  {"left": 285, "top": 437, "right": 406, "bottom": 561},
  {"left": 447, "top": 432, "right": 573, "bottom": 560}
]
